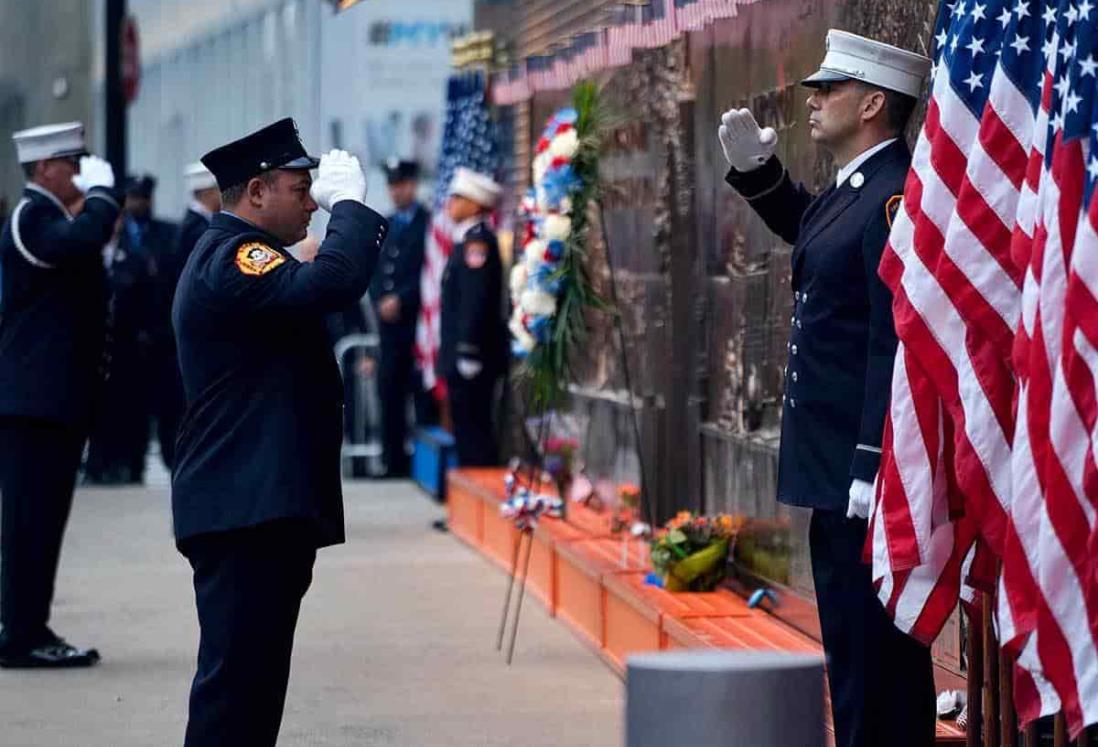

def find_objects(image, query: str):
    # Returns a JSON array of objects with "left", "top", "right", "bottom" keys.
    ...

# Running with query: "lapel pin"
[{"left": 850, "top": 172, "right": 865, "bottom": 189}]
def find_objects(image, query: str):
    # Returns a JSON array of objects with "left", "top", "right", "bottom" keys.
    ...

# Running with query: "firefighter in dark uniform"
[
  {"left": 0, "top": 122, "right": 120, "bottom": 668},
  {"left": 172, "top": 119, "right": 387, "bottom": 746},
  {"left": 438, "top": 167, "right": 506, "bottom": 467},
  {"left": 720, "top": 31, "right": 935, "bottom": 747},
  {"left": 370, "top": 158, "right": 430, "bottom": 477},
  {"left": 90, "top": 175, "right": 178, "bottom": 483}
]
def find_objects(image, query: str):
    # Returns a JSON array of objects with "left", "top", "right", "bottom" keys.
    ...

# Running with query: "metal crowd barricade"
[{"left": 334, "top": 332, "right": 384, "bottom": 477}]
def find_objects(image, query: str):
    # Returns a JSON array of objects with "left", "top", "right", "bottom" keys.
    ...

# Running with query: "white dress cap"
[
  {"left": 449, "top": 166, "right": 502, "bottom": 208},
  {"left": 184, "top": 161, "right": 219, "bottom": 192},
  {"left": 802, "top": 30, "right": 932, "bottom": 98},
  {"left": 12, "top": 121, "right": 87, "bottom": 164}
]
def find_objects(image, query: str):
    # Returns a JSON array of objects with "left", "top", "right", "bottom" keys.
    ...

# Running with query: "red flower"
[
  {"left": 554, "top": 123, "right": 574, "bottom": 136},
  {"left": 550, "top": 156, "right": 570, "bottom": 169},
  {"left": 536, "top": 137, "right": 550, "bottom": 154}
]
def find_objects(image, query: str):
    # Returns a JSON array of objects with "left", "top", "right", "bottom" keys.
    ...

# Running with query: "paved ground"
[{"left": 0, "top": 479, "right": 623, "bottom": 746}]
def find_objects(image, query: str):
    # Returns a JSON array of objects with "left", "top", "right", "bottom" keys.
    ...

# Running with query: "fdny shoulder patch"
[
  {"left": 235, "top": 242, "right": 285, "bottom": 276},
  {"left": 464, "top": 240, "right": 488, "bottom": 269},
  {"left": 885, "top": 194, "right": 903, "bottom": 229}
]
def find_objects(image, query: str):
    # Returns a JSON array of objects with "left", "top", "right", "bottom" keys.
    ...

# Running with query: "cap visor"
[
  {"left": 282, "top": 155, "right": 320, "bottom": 170},
  {"left": 801, "top": 69, "right": 852, "bottom": 88}
]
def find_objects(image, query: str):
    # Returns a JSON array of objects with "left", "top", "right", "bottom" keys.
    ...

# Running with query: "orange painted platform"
[{"left": 445, "top": 468, "right": 965, "bottom": 744}]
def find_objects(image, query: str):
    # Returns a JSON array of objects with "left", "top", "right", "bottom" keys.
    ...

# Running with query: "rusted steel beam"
[
  {"left": 968, "top": 604, "right": 984, "bottom": 747},
  {"left": 984, "top": 599, "right": 1001, "bottom": 747}
]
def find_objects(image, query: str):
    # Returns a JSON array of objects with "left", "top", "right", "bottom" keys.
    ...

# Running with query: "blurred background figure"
[
  {"left": 85, "top": 174, "right": 177, "bottom": 485},
  {"left": 438, "top": 168, "right": 506, "bottom": 467},
  {"left": 370, "top": 158, "right": 431, "bottom": 478}
]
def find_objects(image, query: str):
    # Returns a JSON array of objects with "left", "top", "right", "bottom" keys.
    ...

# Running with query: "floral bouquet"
[
  {"left": 509, "top": 82, "right": 606, "bottom": 411},
  {"left": 650, "top": 512, "right": 745, "bottom": 592}
]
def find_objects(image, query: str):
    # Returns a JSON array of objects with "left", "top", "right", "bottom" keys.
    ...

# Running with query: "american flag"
[
  {"left": 870, "top": 0, "right": 1098, "bottom": 733},
  {"left": 415, "top": 72, "right": 501, "bottom": 396}
]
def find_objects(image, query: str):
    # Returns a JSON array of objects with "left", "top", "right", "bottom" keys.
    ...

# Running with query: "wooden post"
[
  {"left": 967, "top": 604, "right": 984, "bottom": 747},
  {"left": 984, "top": 597, "right": 1001, "bottom": 747},
  {"left": 1000, "top": 650, "right": 1017, "bottom": 747},
  {"left": 1022, "top": 721, "right": 1038, "bottom": 747},
  {"left": 1054, "top": 714, "right": 1068, "bottom": 747}
]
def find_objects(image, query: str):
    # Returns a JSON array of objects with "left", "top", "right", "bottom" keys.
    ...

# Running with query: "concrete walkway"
[{"left": 0, "top": 480, "right": 623, "bottom": 746}]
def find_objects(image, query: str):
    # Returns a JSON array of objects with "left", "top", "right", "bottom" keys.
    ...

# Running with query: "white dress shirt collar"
[{"left": 836, "top": 138, "right": 897, "bottom": 188}]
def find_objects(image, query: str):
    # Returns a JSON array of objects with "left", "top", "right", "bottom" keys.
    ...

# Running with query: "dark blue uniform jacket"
[
  {"left": 369, "top": 203, "right": 428, "bottom": 344},
  {"left": 171, "top": 203, "right": 388, "bottom": 547},
  {"left": 725, "top": 140, "right": 908, "bottom": 511},
  {"left": 437, "top": 221, "right": 507, "bottom": 379},
  {"left": 0, "top": 184, "right": 121, "bottom": 426}
]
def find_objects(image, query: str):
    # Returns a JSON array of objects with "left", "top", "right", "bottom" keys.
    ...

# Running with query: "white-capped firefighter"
[
  {"left": 438, "top": 168, "right": 508, "bottom": 467},
  {"left": 720, "top": 31, "right": 935, "bottom": 746}
]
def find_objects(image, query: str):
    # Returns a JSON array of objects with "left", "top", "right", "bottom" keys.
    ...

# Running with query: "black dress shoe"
[{"left": 0, "top": 638, "right": 100, "bottom": 669}]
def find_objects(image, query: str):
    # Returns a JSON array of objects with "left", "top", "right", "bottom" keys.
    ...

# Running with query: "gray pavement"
[{"left": 0, "top": 479, "right": 623, "bottom": 746}]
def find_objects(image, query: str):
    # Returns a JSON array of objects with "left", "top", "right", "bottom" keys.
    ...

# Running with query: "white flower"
[
  {"left": 533, "top": 153, "right": 552, "bottom": 184},
  {"left": 521, "top": 289, "right": 558, "bottom": 317},
  {"left": 524, "top": 240, "right": 547, "bottom": 271},
  {"left": 548, "top": 129, "right": 580, "bottom": 160},
  {"left": 509, "top": 263, "right": 528, "bottom": 299},
  {"left": 559, "top": 196, "right": 574, "bottom": 216},
  {"left": 509, "top": 314, "right": 537, "bottom": 351},
  {"left": 544, "top": 214, "right": 571, "bottom": 242}
]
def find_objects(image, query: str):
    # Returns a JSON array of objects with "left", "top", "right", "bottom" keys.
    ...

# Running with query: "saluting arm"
[{"left": 17, "top": 188, "right": 121, "bottom": 268}]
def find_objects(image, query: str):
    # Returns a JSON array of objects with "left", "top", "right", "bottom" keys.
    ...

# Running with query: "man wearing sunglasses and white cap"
[
  {"left": 720, "top": 30, "right": 935, "bottom": 746},
  {"left": 0, "top": 122, "right": 120, "bottom": 669}
]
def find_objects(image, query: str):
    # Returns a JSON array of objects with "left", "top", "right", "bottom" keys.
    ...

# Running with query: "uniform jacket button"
[
  {"left": 790, "top": 398, "right": 797, "bottom": 408},
  {"left": 792, "top": 344, "right": 798, "bottom": 355},
  {"left": 792, "top": 372, "right": 799, "bottom": 382},
  {"left": 796, "top": 319, "right": 802, "bottom": 329},
  {"left": 795, "top": 291, "right": 801, "bottom": 301}
]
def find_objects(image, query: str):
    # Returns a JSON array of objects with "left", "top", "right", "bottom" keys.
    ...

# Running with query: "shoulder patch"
[
  {"left": 464, "top": 240, "right": 488, "bottom": 269},
  {"left": 234, "top": 242, "right": 285, "bottom": 276},
  {"left": 885, "top": 194, "right": 903, "bottom": 229}
]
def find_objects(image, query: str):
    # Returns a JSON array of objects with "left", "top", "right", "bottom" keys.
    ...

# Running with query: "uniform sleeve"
[
  {"left": 850, "top": 196, "right": 901, "bottom": 482},
  {"left": 396, "top": 222, "right": 427, "bottom": 312},
  {"left": 14, "top": 187, "right": 121, "bottom": 267},
  {"left": 214, "top": 201, "right": 388, "bottom": 314},
  {"left": 724, "top": 157, "right": 815, "bottom": 245},
  {"left": 454, "top": 238, "right": 498, "bottom": 361}
]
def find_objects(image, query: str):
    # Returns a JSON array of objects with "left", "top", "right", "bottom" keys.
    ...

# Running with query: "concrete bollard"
[{"left": 625, "top": 650, "right": 827, "bottom": 747}]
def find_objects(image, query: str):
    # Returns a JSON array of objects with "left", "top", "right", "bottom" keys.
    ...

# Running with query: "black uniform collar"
[
  {"left": 212, "top": 211, "right": 285, "bottom": 249},
  {"left": 24, "top": 184, "right": 72, "bottom": 219},
  {"left": 835, "top": 139, "right": 909, "bottom": 195}
]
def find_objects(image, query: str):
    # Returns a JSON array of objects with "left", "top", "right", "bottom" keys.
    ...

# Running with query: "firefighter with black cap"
[
  {"left": 0, "top": 121, "right": 120, "bottom": 668},
  {"left": 172, "top": 118, "right": 387, "bottom": 745},
  {"left": 369, "top": 157, "right": 430, "bottom": 477}
]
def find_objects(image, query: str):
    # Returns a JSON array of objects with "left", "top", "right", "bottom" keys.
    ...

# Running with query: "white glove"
[
  {"left": 309, "top": 149, "right": 366, "bottom": 212},
  {"left": 718, "top": 108, "right": 778, "bottom": 173},
  {"left": 846, "top": 478, "right": 874, "bottom": 520},
  {"left": 72, "top": 155, "right": 115, "bottom": 193},
  {"left": 456, "top": 358, "right": 482, "bottom": 379}
]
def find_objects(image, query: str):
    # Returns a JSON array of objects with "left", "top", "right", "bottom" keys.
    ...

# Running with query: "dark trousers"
[
  {"left": 447, "top": 371, "right": 499, "bottom": 467},
  {"left": 0, "top": 417, "right": 85, "bottom": 647},
  {"left": 87, "top": 338, "right": 151, "bottom": 480},
  {"left": 181, "top": 521, "right": 316, "bottom": 747},
  {"left": 809, "top": 509, "right": 936, "bottom": 747},
  {"left": 378, "top": 338, "right": 415, "bottom": 476},
  {"left": 152, "top": 343, "right": 184, "bottom": 471}
]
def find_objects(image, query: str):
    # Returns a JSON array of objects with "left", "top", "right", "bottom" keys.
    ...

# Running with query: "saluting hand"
[
  {"left": 718, "top": 108, "right": 778, "bottom": 173},
  {"left": 72, "top": 155, "right": 116, "bottom": 193},
  {"left": 309, "top": 149, "right": 367, "bottom": 212}
]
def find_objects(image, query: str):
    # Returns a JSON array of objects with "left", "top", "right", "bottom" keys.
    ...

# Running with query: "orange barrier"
[{"left": 446, "top": 469, "right": 965, "bottom": 745}]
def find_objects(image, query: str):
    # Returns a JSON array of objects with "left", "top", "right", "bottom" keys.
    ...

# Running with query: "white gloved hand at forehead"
[
  {"left": 718, "top": 108, "right": 778, "bottom": 173},
  {"left": 309, "top": 149, "right": 367, "bottom": 212},
  {"left": 72, "top": 155, "right": 116, "bottom": 193}
]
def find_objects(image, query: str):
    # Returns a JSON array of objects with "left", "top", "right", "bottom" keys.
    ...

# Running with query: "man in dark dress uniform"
[
  {"left": 720, "top": 31, "right": 935, "bottom": 747},
  {"left": 370, "top": 158, "right": 430, "bottom": 477},
  {"left": 0, "top": 122, "right": 120, "bottom": 668},
  {"left": 88, "top": 175, "right": 178, "bottom": 483},
  {"left": 438, "top": 167, "right": 506, "bottom": 467},
  {"left": 172, "top": 118, "right": 387, "bottom": 746}
]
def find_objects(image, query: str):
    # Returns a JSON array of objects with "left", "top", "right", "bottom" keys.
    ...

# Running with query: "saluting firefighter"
[
  {"left": 438, "top": 168, "right": 507, "bottom": 467},
  {"left": 369, "top": 158, "right": 430, "bottom": 477},
  {"left": 719, "top": 31, "right": 935, "bottom": 747},
  {"left": 171, "top": 119, "right": 388, "bottom": 745},
  {"left": 0, "top": 123, "right": 120, "bottom": 668}
]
